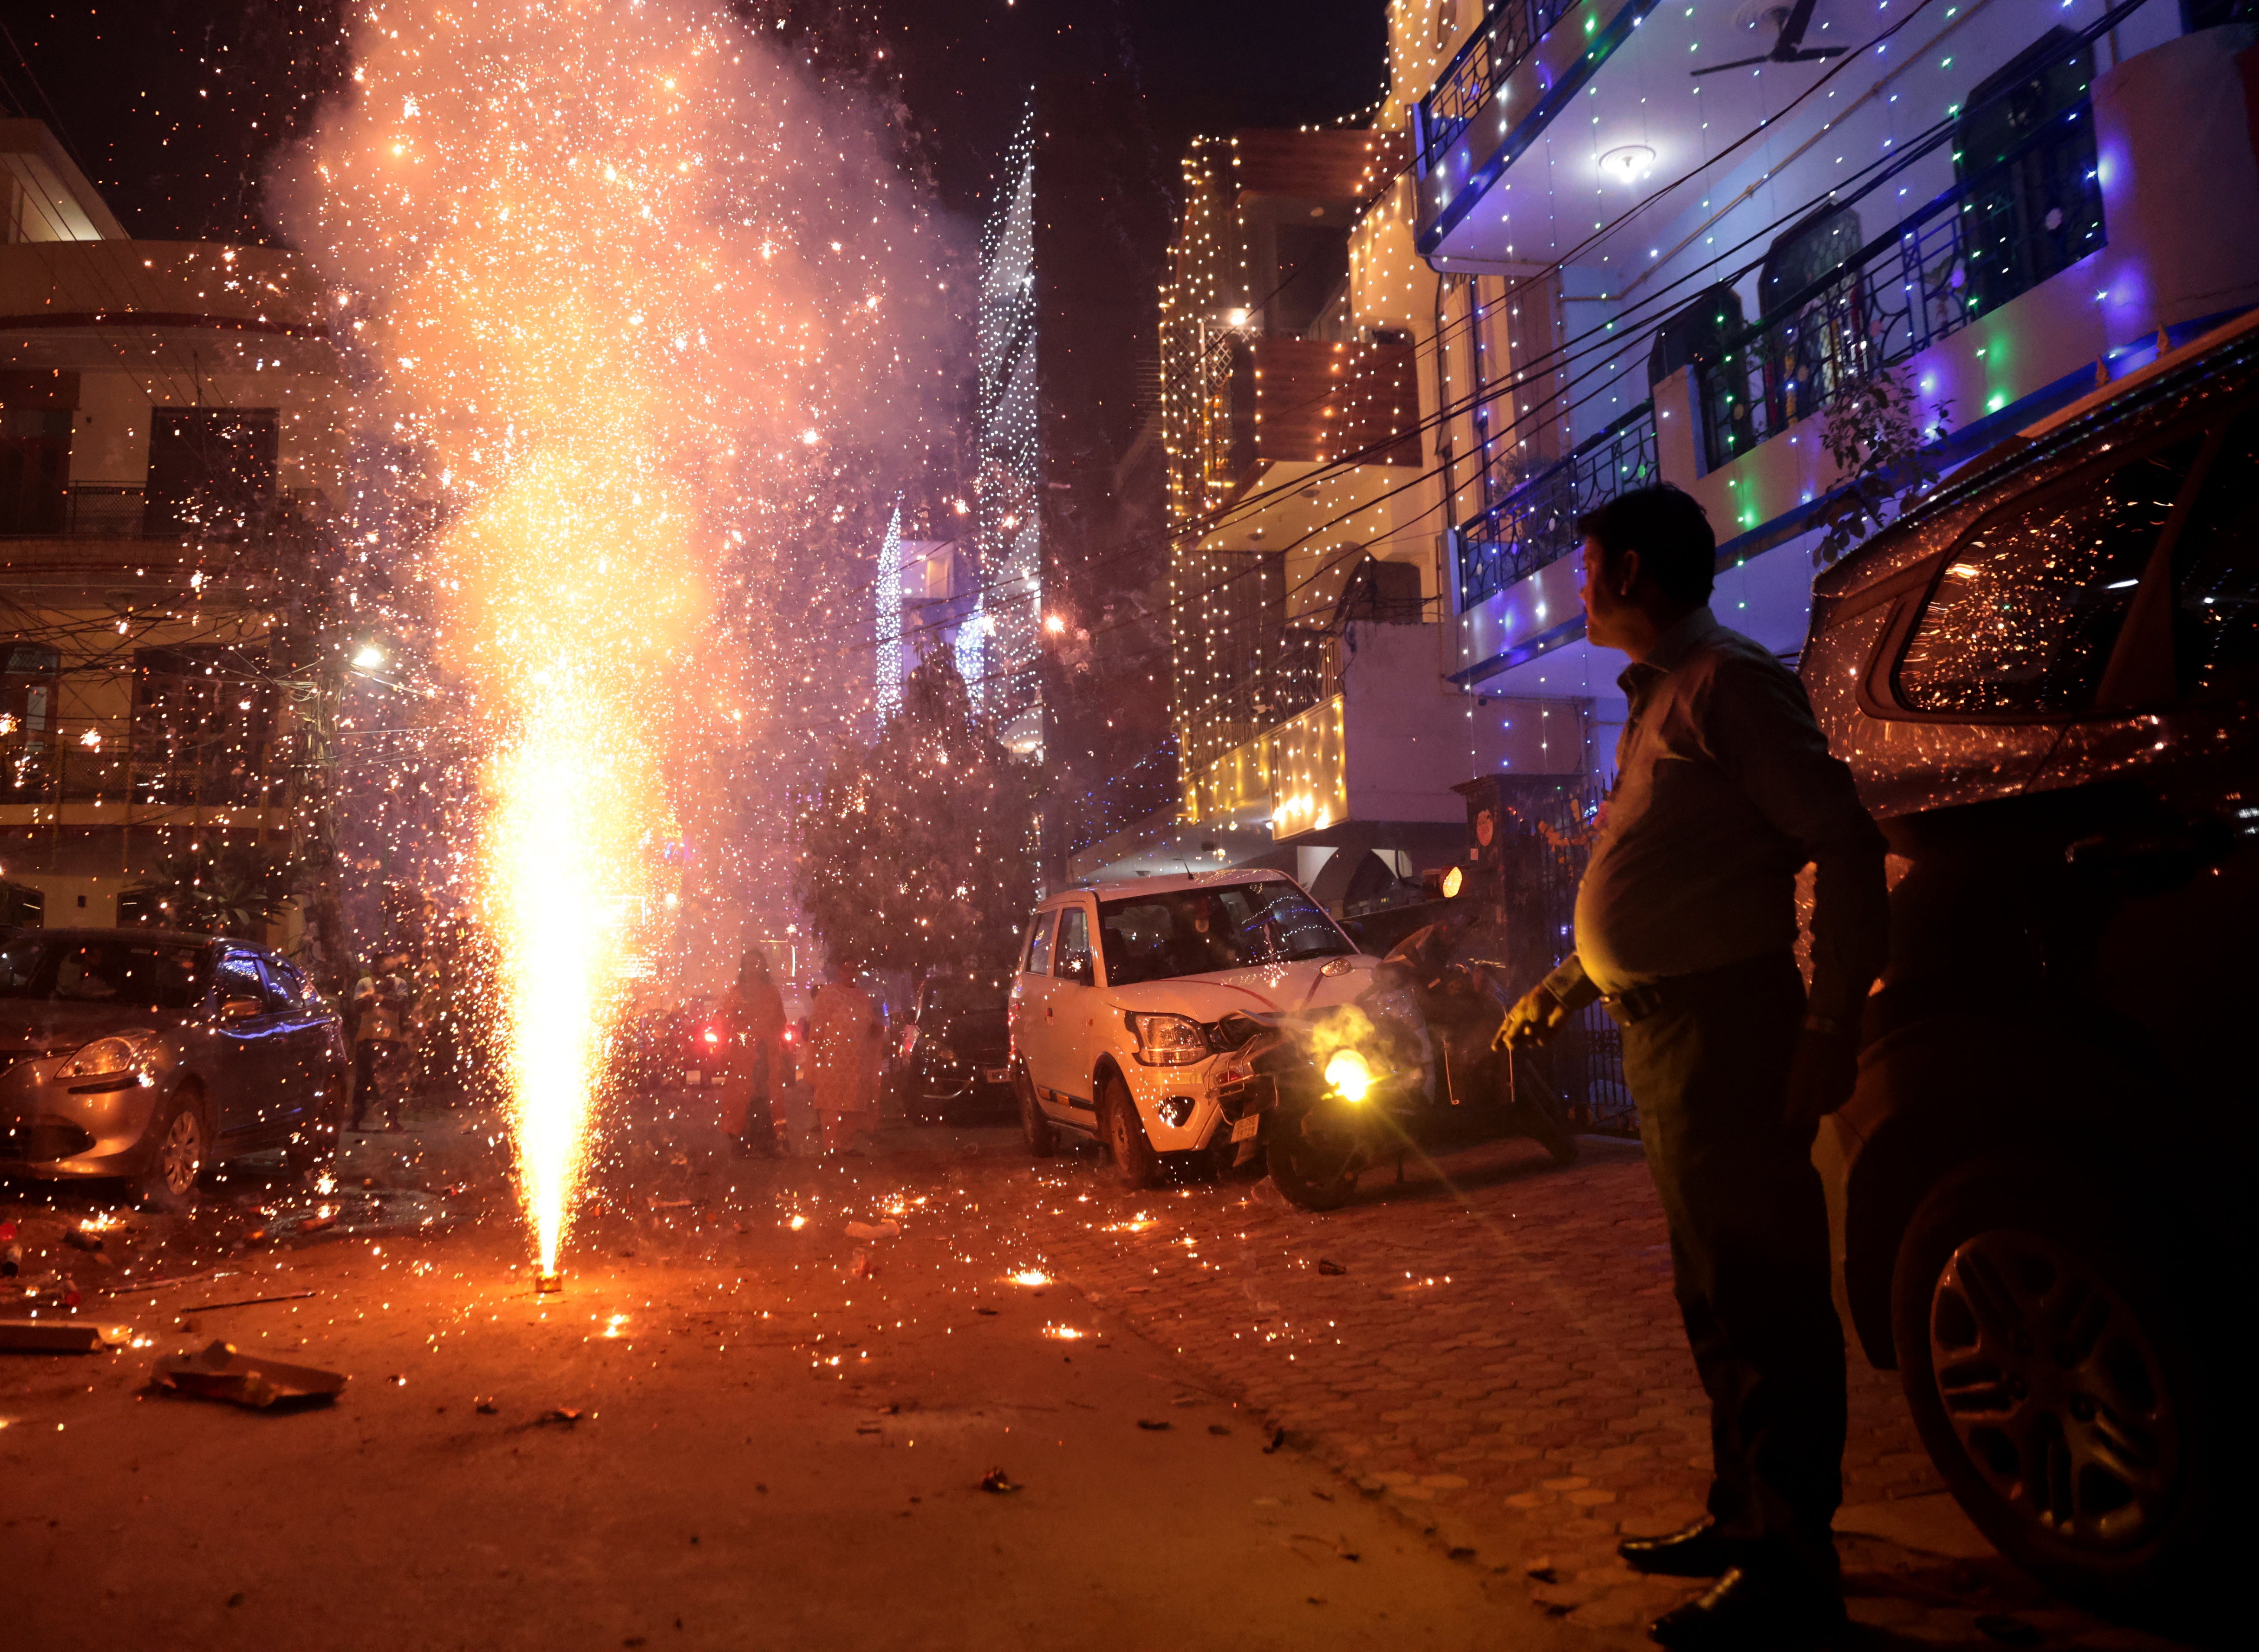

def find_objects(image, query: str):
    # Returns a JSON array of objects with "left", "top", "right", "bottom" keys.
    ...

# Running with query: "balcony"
[
  {"left": 1413, "top": 0, "right": 1657, "bottom": 258},
  {"left": 1179, "top": 335, "right": 1421, "bottom": 507},
  {"left": 1452, "top": 400, "right": 1657, "bottom": 610},
  {"left": 1699, "top": 100, "right": 2105, "bottom": 472}
]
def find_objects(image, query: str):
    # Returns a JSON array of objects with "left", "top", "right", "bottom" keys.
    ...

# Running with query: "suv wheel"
[
  {"left": 1099, "top": 1071, "right": 1159, "bottom": 1189},
  {"left": 1015, "top": 1061, "right": 1056, "bottom": 1158},
  {"left": 138, "top": 1091, "right": 208, "bottom": 1212},
  {"left": 1891, "top": 1167, "right": 2221, "bottom": 1609}
]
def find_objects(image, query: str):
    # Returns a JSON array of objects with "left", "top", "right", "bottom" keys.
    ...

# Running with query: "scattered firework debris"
[
  {"left": 0, "top": 1321, "right": 132, "bottom": 1355},
  {"left": 155, "top": 1342, "right": 348, "bottom": 1409}
]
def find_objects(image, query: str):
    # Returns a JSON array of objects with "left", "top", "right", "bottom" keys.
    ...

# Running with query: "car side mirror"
[{"left": 221, "top": 997, "right": 264, "bottom": 1022}]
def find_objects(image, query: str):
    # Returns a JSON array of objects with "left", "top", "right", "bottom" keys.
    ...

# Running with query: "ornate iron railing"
[
  {"left": 1699, "top": 100, "right": 2104, "bottom": 472},
  {"left": 1416, "top": 0, "right": 1577, "bottom": 177},
  {"left": 1454, "top": 400, "right": 1657, "bottom": 609}
]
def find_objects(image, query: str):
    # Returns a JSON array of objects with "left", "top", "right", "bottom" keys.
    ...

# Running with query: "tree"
[
  {"left": 121, "top": 844, "right": 303, "bottom": 939},
  {"left": 794, "top": 651, "right": 1040, "bottom": 986},
  {"left": 1812, "top": 364, "right": 1951, "bottom": 567}
]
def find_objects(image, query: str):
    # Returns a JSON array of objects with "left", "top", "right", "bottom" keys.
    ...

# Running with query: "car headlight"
[
  {"left": 1323, "top": 1048, "right": 1374, "bottom": 1103},
  {"left": 58, "top": 1030, "right": 162, "bottom": 1079},
  {"left": 1126, "top": 1012, "right": 1209, "bottom": 1067}
]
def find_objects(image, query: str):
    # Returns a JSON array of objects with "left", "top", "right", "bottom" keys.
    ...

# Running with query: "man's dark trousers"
[{"left": 1618, "top": 951, "right": 1846, "bottom": 1589}]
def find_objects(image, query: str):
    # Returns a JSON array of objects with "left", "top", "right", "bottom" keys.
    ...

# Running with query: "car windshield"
[
  {"left": 1099, "top": 881, "right": 1351, "bottom": 985},
  {"left": 0, "top": 937, "right": 208, "bottom": 1010}
]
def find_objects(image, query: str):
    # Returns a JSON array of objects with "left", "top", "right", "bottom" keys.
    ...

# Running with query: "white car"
[{"left": 1008, "top": 871, "right": 1399, "bottom": 1184}]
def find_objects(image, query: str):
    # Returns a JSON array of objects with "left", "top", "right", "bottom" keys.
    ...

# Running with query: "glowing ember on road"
[{"left": 1011, "top": 1269, "right": 1051, "bottom": 1288}]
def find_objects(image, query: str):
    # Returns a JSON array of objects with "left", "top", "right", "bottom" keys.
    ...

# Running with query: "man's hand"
[
  {"left": 1783, "top": 1026, "right": 1859, "bottom": 1133},
  {"left": 1494, "top": 985, "right": 1572, "bottom": 1051}
]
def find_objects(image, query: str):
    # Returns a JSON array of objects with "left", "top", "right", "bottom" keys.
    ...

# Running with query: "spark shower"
[{"left": 279, "top": 0, "right": 946, "bottom": 1273}]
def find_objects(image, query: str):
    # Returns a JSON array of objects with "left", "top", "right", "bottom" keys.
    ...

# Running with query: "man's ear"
[{"left": 1615, "top": 547, "right": 1641, "bottom": 599}]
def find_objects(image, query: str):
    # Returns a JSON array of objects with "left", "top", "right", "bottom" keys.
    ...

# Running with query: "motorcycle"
[{"left": 1208, "top": 917, "right": 1579, "bottom": 1211}]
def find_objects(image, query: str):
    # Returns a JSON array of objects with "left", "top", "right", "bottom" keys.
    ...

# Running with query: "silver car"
[{"left": 0, "top": 928, "right": 349, "bottom": 1208}]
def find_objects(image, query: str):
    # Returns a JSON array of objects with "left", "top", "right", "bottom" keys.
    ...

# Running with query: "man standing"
[
  {"left": 1498, "top": 486, "right": 1887, "bottom": 1649},
  {"left": 348, "top": 954, "right": 415, "bottom": 1133},
  {"left": 717, "top": 947, "right": 788, "bottom": 1157}
]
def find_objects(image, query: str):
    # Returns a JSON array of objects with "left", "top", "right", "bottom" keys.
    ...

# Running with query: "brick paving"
[{"left": 972, "top": 1130, "right": 2190, "bottom": 1650}]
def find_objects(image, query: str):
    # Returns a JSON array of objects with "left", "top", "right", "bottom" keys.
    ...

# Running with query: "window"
[
  {"left": 132, "top": 645, "right": 277, "bottom": 805},
  {"left": 256, "top": 957, "right": 313, "bottom": 1013},
  {"left": 1054, "top": 907, "right": 1094, "bottom": 985},
  {"left": 0, "top": 388, "right": 71, "bottom": 535},
  {"left": 1098, "top": 879, "right": 1351, "bottom": 986},
  {"left": 215, "top": 953, "right": 267, "bottom": 1012},
  {"left": 1895, "top": 439, "right": 2202, "bottom": 716},
  {"left": 2171, "top": 406, "right": 2259, "bottom": 697},
  {"left": 0, "top": 937, "right": 206, "bottom": 1010},
  {"left": 1020, "top": 910, "right": 1056, "bottom": 976},
  {"left": 143, "top": 408, "right": 278, "bottom": 540}
]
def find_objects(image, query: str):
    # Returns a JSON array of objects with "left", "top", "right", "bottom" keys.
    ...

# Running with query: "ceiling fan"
[{"left": 1691, "top": 0, "right": 1850, "bottom": 76}]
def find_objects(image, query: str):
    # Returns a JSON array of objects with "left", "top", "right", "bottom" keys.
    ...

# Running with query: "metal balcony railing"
[
  {"left": 1416, "top": 1, "right": 1577, "bottom": 179},
  {"left": 1699, "top": 99, "right": 2105, "bottom": 472},
  {"left": 1454, "top": 400, "right": 1657, "bottom": 610},
  {"left": 1, "top": 744, "right": 291, "bottom": 808}
]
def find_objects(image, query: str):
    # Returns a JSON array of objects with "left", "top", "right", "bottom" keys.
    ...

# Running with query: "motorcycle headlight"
[
  {"left": 1127, "top": 1012, "right": 1209, "bottom": 1067},
  {"left": 58, "top": 1030, "right": 162, "bottom": 1079},
  {"left": 1323, "top": 1048, "right": 1374, "bottom": 1103}
]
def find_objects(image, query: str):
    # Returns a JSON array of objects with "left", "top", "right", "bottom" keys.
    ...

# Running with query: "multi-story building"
[
  {"left": 1411, "top": 0, "right": 2259, "bottom": 751},
  {"left": 0, "top": 119, "right": 350, "bottom": 946},
  {"left": 1089, "top": 1, "right": 2259, "bottom": 924},
  {"left": 1077, "top": 61, "right": 1591, "bottom": 908},
  {"left": 973, "top": 112, "right": 1045, "bottom": 759}
]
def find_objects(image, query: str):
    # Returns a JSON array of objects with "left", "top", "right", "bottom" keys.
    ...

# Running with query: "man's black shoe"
[
  {"left": 1618, "top": 1519, "right": 1736, "bottom": 1577},
  {"left": 1648, "top": 1567, "right": 1846, "bottom": 1650}
]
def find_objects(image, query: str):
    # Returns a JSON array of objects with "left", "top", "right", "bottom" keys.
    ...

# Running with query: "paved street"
[{"left": 0, "top": 1087, "right": 2205, "bottom": 1651}]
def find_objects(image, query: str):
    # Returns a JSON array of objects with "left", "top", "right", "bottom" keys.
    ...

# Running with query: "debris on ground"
[
  {"left": 1263, "top": 1426, "right": 1286, "bottom": 1453},
  {"left": 0, "top": 1319, "right": 131, "bottom": 1353},
  {"left": 843, "top": 1219, "right": 899, "bottom": 1239},
  {"left": 154, "top": 1340, "right": 347, "bottom": 1408},
  {"left": 1208, "top": 1424, "right": 1231, "bottom": 1435},
  {"left": 174, "top": 1291, "right": 318, "bottom": 1314},
  {"left": 849, "top": 1249, "right": 872, "bottom": 1279},
  {"left": 1135, "top": 1418, "right": 1171, "bottom": 1431},
  {"left": 977, "top": 1467, "right": 1019, "bottom": 1494},
  {"left": 1316, "top": 1258, "right": 1348, "bottom": 1275},
  {"left": 475, "top": 1398, "right": 499, "bottom": 1414},
  {"left": 63, "top": 1229, "right": 104, "bottom": 1253},
  {"left": 538, "top": 1407, "right": 584, "bottom": 1426}
]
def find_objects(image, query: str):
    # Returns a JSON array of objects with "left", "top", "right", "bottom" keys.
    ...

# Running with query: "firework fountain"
[{"left": 279, "top": 0, "right": 946, "bottom": 1280}]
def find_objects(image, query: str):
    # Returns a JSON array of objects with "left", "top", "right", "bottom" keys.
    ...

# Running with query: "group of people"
[{"left": 711, "top": 950, "right": 886, "bottom": 1157}]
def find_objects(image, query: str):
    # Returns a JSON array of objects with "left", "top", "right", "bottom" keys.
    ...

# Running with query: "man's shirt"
[{"left": 1543, "top": 606, "right": 1888, "bottom": 1025}]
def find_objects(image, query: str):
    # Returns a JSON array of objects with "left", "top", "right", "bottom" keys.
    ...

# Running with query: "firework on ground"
[{"left": 276, "top": 0, "right": 951, "bottom": 1271}]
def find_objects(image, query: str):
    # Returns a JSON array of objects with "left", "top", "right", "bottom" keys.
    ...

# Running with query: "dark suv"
[
  {"left": 0, "top": 929, "right": 348, "bottom": 1207},
  {"left": 898, "top": 977, "right": 1012, "bottom": 1124},
  {"left": 1801, "top": 312, "right": 2259, "bottom": 1606}
]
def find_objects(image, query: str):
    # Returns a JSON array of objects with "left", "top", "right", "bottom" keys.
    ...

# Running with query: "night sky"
[{"left": 4, "top": 2, "right": 1386, "bottom": 239}]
